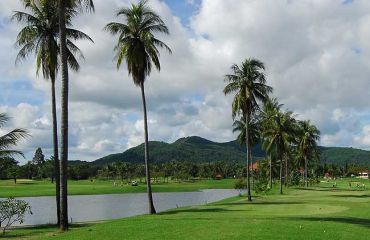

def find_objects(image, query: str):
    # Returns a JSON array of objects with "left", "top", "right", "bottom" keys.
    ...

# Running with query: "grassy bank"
[
  {"left": 0, "top": 179, "right": 234, "bottom": 198},
  {"left": 3, "top": 178, "right": 370, "bottom": 239}
]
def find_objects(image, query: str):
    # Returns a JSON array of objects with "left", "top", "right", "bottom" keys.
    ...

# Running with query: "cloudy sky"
[{"left": 1, "top": 0, "right": 370, "bottom": 163}]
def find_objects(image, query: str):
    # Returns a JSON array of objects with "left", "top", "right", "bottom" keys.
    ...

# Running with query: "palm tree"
[
  {"left": 297, "top": 120, "right": 320, "bottom": 187},
  {"left": 57, "top": 0, "right": 94, "bottom": 231},
  {"left": 262, "top": 109, "right": 296, "bottom": 194},
  {"left": 224, "top": 58, "right": 272, "bottom": 201},
  {"left": 232, "top": 115, "right": 261, "bottom": 189},
  {"left": 13, "top": 0, "right": 92, "bottom": 226},
  {"left": 0, "top": 113, "right": 29, "bottom": 158},
  {"left": 105, "top": 0, "right": 171, "bottom": 214},
  {"left": 260, "top": 97, "right": 282, "bottom": 188}
]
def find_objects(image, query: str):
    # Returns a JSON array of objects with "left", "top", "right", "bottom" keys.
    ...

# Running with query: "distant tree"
[
  {"left": 41, "top": 158, "right": 55, "bottom": 182},
  {"left": 0, "top": 158, "right": 18, "bottom": 179},
  {"left": 32, "top": 148, "right": 45, "bottom": 167},
  {"left": 7, "top": 165, "right": 20, "bottom": 184}
]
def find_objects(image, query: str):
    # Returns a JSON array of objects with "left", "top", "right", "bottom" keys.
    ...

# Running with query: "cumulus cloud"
[{"left": 2, "top": 0, "right": 370, "bottom": 163}]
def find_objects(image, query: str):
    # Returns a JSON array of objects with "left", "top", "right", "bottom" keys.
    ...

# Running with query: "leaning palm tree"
[
  {"left": 224, "top": 58, "right": 272, "bottom": 201},
  {"left": 0, "top": 113, "right": 29, "bottom": 158},
  {"left": 13, "top": 0, "right": 93, "bottom": 227},
  {"left": 105, "top": 0, "right": 171, "bottom": 214},
  {"left": 297, "top": 120, "right": 320, "bottom": 187},
  {"left": 56, "top": 0, "right": 94, "bottom": 231},
  {"left": 262, "top": 110, "right": 296, "bottom": 194}
]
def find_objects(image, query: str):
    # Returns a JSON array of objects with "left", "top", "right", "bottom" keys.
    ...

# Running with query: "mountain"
[
  {"left": 319, "top": 146, "right": 370, "bottom": 167},
  {"left": 92, "top": 136, "right": 370, "bottom": 167},
  {"left": 93, "top": 136, "right": 265, "bottom": 166}
]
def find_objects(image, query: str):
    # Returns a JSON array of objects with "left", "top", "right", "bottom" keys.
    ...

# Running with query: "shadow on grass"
[
  {"left": 217, "top": 201, "right": 304, "bottom": 206},
  {"left": 294, "top": 187, "right": 362, "bottom": 192},
  {"left": 4, "top": 223, "right": 93, "bottom": 239},
  {"left": 161, "top": 207, "right": 249, "bottom": 215},
  {"left": 331, "top": 194, "right": 370, "bottom": 198},
  {"left": 287, "top": 217, "right": 370, "bottom": 229}
]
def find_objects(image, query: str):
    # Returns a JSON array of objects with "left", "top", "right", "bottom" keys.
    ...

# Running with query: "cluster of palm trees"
[
  {"left": 12, "top": 0, "right": 169, "bottom": 231},
  {"left": 224, "top": 58, "right": 320, "bottom": 200}
]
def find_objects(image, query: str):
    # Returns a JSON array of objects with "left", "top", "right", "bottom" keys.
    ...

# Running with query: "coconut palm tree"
[
  {"left": 262, "top": 109, "right": 296, "bottom": 194},
  {"left": 232, "top": 115, "right": 261, "bottom": 189},
  {"left": 297, "top": 120, "right": 320, "bottom": 187},
  {"left": 56, "top": 0, "right": 94, "bottom": 231},
  {"left": 260, "top": 97, "right": 282, "bottom": 188},
  {"left": 105, "top": 0, "right": 171, "bottom": 214},
  {"left": 224, "top": 58, "right": 272, "bottom": 201},
  {"left": 0, "top": 113, "right": 29, "bottom": 158},
  {"left": 13, "top": 0, "right": 92, "bottom": 226}
]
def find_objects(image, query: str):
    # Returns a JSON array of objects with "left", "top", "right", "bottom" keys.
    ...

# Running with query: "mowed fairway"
[
  {"left": 0, "top": 179, "right": 235, "bottom": 198},
  {"left": 4, "top": 179, "right": 370, "bottom": 240}
]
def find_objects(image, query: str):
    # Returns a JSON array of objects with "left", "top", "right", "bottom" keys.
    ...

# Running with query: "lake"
[{"left": 16, "top": 189, "right": 240, "bottom": 226}]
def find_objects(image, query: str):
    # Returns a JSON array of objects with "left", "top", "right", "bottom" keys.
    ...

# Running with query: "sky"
[{"left": 1, "top": 0, "right": 370, "bottom": 163}]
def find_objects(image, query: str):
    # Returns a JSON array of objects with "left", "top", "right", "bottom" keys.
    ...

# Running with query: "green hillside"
[
  {"left": 92, "top": 136, "right": 370, "bottom": 167},
  {"left": 319, "top": 146, "right": 370, "bottom": 167},
  {"left": 93, "top": 136, "right": 264, "bottom": 165}
]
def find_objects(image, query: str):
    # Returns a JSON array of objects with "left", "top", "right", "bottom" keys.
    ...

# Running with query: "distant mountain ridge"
[{"left": 91, "top": 136, "right": 370, "bottom": 167}]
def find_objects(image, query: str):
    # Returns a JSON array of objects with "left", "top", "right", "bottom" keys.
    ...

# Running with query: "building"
[{"left": 357, "top": 172, "right": 369, "bottom": 179}]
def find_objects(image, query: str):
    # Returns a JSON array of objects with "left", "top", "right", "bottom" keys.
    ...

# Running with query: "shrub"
[
  {"left": 234, "top": 178, "right": 247, "bottom": 196},
  {"left": 0, "top": 198, "right": 32, "bottom": 235}
]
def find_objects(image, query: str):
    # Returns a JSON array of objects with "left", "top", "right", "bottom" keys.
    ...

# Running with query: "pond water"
[{"left": 15, "top": 189, "right": 240, "bottom": 226}]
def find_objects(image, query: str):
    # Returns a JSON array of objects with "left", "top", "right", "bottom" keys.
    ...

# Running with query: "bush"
[
  {"left": 234, "top": 178, "right": 247, "bottom": 196},
  {"left": 0, "top": 198, "right": 32, "bottom": 235}
]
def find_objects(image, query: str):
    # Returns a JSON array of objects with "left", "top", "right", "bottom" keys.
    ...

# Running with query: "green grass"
[
  {"left": 3, "top": 178, "right": 370, "bottom": 240},
  {"left": 0, "top": 179, "right": 235, "bottom": 198}
]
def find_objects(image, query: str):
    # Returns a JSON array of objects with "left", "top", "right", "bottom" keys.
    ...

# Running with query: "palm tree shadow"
[
  {"left": 286, "top": 217, "right": 370, "bottom": 229},
  {"left": 4, "top": 223, "right": 94, "bottom": 239},
  {"left": 160, "top": 207, "right": 249, "bottom": 215},
  {"left": 331, "top": 194, "right": 370, "bottom": 198},
  {"left": 294, "top": 187, "right": 362, "bottom": 192},
  {"left": 218, "top": 201, "right": 303, "bottom": 206}
]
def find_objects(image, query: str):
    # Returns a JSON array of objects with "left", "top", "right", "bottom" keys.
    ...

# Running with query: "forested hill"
[
  {"left": 319, "top": 146, "right": 370, "bottom": 167},
  {"left": 92, "top": 136, "right": 265, "bottom": 165},
  {"left": 91, "top": 136, "right": 370, "bottom": 167}
]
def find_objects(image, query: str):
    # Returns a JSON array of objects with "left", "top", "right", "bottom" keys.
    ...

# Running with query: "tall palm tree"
[
  {"left": 262, "top": 109, "right": 296, "bottom": 194},
  {"left": 57, "top": 0, "right": 94, "bottom": 231},
  {"left": 105, "top": 0, "right": 171, "bottom": 214},
  {"left": 224, "top": 58, "right": 272, "bottom": 201},
  {"left": 297, "top": 120, "right": 320, "bottom": 187},
  {"left": 0, "top": 113, "right": 29, "bottom": 158},
  {"left": 13, "top": 0, "right": 92, "bottom": 226},
  {"left": 261, "top": 97, "right": 282, "bottom": 188}
]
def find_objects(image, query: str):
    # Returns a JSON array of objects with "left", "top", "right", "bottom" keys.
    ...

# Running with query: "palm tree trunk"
[
  {"left": 50, "top": 76, "right": 60, "bottom": 226},
  {"left": 250, "top": 148, "right": 254, "bottom": 190},
  {"left": 245, "top": 113, "right": 252, "bottom": 201},
  {"left": 58, "top": 0, "right": 69, "bottom": 231},
  {"left": 140, "top": 82, "right": 156, "bottom": 214},
  {"left": 285, "top": 155, "right": 288, "bottom": 187},
  {"left": 269, "top": 155, "right": 273, "bottom": 189},
  {"left": 304, "top": 156, "right": 308, "bottom": 187},
  {"left": 279, "top": 149, "right": 283, "bottom": 194}
]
